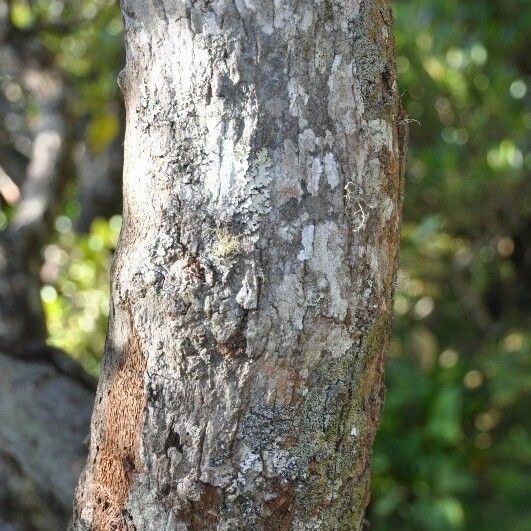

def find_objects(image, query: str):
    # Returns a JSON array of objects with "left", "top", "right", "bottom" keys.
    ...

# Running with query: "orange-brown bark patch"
[
  {"left": 91, "top": 331, "right": 146, "bottom": 530},
  {"left": 178, "top": 483, "right": 222, "bottom": 530},
  {"left": 262, "top": 479, "right": 296, "bottom": 530}
]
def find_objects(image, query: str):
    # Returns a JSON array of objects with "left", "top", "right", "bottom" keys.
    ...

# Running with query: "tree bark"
[{"left": 73, "top": 1, "right": 405, "bottom": 529}]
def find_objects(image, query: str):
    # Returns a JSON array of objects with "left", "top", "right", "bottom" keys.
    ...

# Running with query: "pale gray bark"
[{"left": 73, "top": 1, "right": 406, "bottom": 529}]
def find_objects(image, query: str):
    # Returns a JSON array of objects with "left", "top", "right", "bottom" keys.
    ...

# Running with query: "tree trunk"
[
  {"left": 73, "top": 1, "right": 405, "bottom": 529},
  {"left": 0, "top": 51, "right": 66, "bottom": 347},
  {"left": 0, "top": 15, "right": 96, "bottom": 529}
]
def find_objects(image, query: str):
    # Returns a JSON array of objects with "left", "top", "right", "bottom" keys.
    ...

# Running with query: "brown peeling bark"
[
  {"left": 91, "top": 333, "right": 146, "bottom": 529},
  {"left": 73, "top": 0, "right": 406, "bottom": 529},
  {"left": 74, "top": 313, "right": 146, "bottom": 530}
]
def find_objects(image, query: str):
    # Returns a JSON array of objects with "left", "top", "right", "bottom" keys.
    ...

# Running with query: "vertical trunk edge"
[{"left": 72, "top": 0, "right": 405, "bottom": 529}]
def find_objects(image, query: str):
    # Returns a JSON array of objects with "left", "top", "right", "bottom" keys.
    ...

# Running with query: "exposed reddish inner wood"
[{"left": 91, "top": 332, "right": 146, "bottom": 530}]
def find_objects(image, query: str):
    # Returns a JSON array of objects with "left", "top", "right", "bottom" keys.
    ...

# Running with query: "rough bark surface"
[{"left": 73, "top": 0, "right": 405, "bottom": 529}]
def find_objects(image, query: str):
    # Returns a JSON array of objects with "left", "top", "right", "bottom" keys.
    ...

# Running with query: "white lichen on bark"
[{"left": 72, "top": 0, "right": 406, "bottom": 529}]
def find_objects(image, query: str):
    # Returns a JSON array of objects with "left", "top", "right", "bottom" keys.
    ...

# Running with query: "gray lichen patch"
[
  {"left": 308, "top": 222, "right": 350, "bottom": 321},
  {"left": 297, "top": 225, "right": 315, "bottom": 262},
  {"left": 238, "top": 148, "right": 274, "bottom": 233},
  {"left": 236, "top": 266, "right": 259, "bottom": 310}
]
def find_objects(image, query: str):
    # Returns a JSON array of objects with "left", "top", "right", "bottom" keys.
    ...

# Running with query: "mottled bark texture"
[{"left": 73, "top": 0, "right": 406, "bottom": 529}]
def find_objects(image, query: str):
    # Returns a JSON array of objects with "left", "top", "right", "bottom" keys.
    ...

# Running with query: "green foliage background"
[
  {"left": 3, "top": 0, "right": 529, "bottom": 529},
  {"left": 370, "top": 1, "right": 531, "bottom": 529}
]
